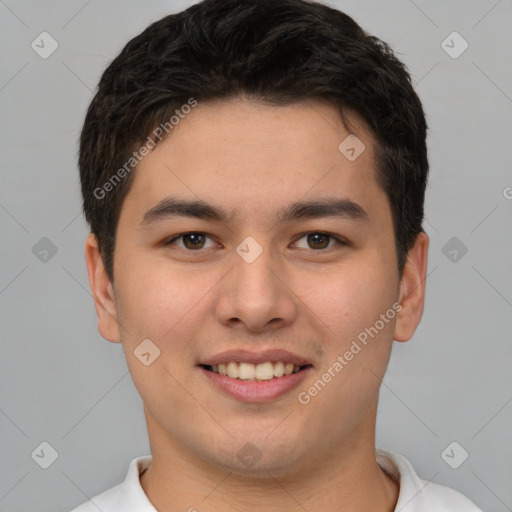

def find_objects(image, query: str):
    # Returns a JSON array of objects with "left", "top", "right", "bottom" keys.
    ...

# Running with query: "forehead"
[{"left": 121, "top": 97, "right": 388, "bottom": 227}]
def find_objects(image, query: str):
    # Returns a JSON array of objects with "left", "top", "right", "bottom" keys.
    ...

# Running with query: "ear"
[
  {"left": 84, "top": 233, "right": 122, "bottom": 343},
  {"left": 394, "top": 231, "right": 429, "bottom": 342}
]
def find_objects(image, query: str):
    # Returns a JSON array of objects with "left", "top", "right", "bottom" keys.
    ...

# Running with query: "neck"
[{"left": 139, "top": 407, "right": 399, "bottom": 512}]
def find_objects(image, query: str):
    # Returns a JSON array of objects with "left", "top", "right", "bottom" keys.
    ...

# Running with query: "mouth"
[
  {"left": 197, "top": 349, "right": 314, "bottom": 402},
  {"left": 199, "top": 361, "right": 312, "bottom": 382}
]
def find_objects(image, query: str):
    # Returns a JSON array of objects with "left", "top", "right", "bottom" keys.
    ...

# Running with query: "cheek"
[
  {"left": 114, "top": 261, "right": 202, "bottom": 406},
  {"left": 298, "top": 260, "right": 390, "bottom": 337},
  {"left": 115, "top": 256, "right": 222, "bottom": 364},
  {"left": 114, "top": 255, "right": 189, "bottom": 340}
]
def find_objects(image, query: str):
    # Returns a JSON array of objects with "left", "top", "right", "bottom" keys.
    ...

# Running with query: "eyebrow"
[{"left": 138, "top": 197, "right": 370, "bottom": 228}]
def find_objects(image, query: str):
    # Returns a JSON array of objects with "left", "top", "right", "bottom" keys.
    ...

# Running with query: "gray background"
[{"left": 0, "top": 0, "right": 511, "bottom": 510}]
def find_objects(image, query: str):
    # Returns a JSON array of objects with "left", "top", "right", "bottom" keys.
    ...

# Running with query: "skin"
[{"left": 85, "top": 97, "right": 428, "bottom": 512}]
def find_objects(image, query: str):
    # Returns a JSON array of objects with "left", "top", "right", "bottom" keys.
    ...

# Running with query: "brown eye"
[
  {"left": 293, "top": 232, "right": 346, "bottom": 250},
  {"left": 165, "top": 232, "right": 216, "bottom": 250},
  {"left": 306, "top": 233, "right": 330, "bottom": 249},
  {"left": 182, "top": 233, "right": 205, "bottom": 249}
]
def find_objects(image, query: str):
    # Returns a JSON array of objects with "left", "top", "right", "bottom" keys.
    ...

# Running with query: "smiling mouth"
[{"left": 199, "top": 361, "right": 312, "bottom": 381}]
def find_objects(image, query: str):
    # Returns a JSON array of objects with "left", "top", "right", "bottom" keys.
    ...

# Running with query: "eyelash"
[{"left": 163, "top": 231, "right": 349, "bottom": 252}]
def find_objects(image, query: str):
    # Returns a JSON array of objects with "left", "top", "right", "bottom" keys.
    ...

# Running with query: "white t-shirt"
[{"left": 70, "top": 449, "right": 483, "bottom": 511}]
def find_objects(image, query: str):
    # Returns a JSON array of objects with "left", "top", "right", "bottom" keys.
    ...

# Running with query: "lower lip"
[{"left": 199, "top": 366, "right": 312, "bottom": 403}]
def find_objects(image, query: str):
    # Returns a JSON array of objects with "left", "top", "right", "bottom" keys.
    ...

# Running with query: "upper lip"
[{"left": 199, "top": 349, "right": 313, "bottom": 367}]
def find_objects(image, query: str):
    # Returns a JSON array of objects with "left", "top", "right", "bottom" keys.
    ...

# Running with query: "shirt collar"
[
  {"left": 376, "top": 448, "right": 430, "bottom": 511},
  {"left": 113, "top": 455, "right": 156, "bottom": 511},
  {"left": 109, "top": 449, "right": 426, "bottom": 511}
]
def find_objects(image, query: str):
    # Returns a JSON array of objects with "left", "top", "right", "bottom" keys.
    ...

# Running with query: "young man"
[{"left": 72, "top": 0, "right": 482, "bottom": 510}]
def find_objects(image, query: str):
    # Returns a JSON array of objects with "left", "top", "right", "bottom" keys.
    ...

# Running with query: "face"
[{"left": 86, "top": 97, "right": 428, "bottom": 478}]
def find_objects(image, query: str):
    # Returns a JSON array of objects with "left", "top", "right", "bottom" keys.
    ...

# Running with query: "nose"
[{"left": 214, "top": 242, "right": 299, "bottom": 333}]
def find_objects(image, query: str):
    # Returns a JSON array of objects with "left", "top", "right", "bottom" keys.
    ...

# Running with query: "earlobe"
[
  {"left": 394, "top": 231, "right": 429, "bottom": 343},
  {"left": 84, "top": 233, "right": 122, "bottom": 343}
]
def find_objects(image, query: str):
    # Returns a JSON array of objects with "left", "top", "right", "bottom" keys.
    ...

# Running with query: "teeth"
[
  {"left": 226, "top": 361, "right": 238, "bottom": 379},
  {"left": 208, "top": 361, "right": 305, "bottom": 380},
  {"left": 238, "top": 362, "right": 256, "bottom": 380},
  {"left": 273, "top": 361, "right": 284, "bottom": 377},
  {"left": 255, "top": 362, "right": 274, "bottom": 380}
]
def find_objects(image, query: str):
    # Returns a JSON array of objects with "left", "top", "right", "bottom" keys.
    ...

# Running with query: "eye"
[
  {"left": 163, "top": 231, "right": 348, "bottom": 252},
  {"left": 292, "top": 232, "right": 347, "bottom": 250},
  {"left": 164, "top": 232, "right": 218, "bottom": 251}
]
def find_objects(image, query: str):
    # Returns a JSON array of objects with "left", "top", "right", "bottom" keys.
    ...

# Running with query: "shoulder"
[
  {"left": 417, "top": 477, "right": 484, "bottom": 511},
  {"left": 68, "top": 455, "right": 154, "bottom": 512},
  {"left": 376, "top": 449, "right": 483, "bottom": 512},
  {"left": 69, "top": 481, "right": 125, "bottom": 512}
]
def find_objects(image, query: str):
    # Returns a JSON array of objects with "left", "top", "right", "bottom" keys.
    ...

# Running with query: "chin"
[{"left": 201, "top": 439, "right": 305, "bottom": 479}]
